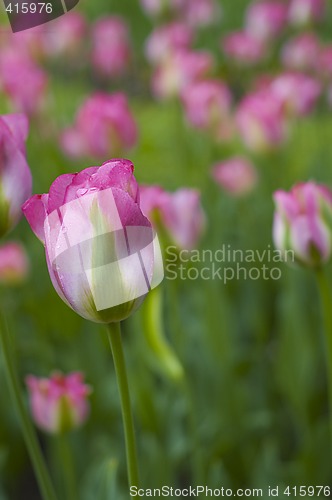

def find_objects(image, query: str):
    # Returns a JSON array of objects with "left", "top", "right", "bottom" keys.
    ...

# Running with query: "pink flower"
[
  {"left": 91, "top": 17, "right": 131, "bottom": 78},
  {"left": 212, "top": 157, "right": 258, "bottom": 196},
  {"left": 222, "top": 31, "right": 266, "bottom": 65},
  {"left": 281, "top": 34, "right": 320, "bottom": 71},
  {"left": 246, "top": 1, "right": 288, "bottom": 41},
  {"left": 269, "top": 72, "right": 321, "bottom": 116},
  {"left": 0, "top": 113, "right": 31, "bottom": 237},
  {"left": 140, "top": 185, "right": 205, "bottom": 250},
  {"left": 181, "top": 79, "right": 232, "bottom": 140},
  {"left": 288, "top": 0, "right": 326, "bottom": 25},
  {"left": 0, "top": 49, "right": 47, "bottom": 115},
  {"left": 145, "top": 22, "right": 193, "bottom": 65},
  {"left": 0, "top": 242, "right": 29, "bottom": 284},
  {"left": 40, "top": 12, "right": 87, "bottom": 58},
  {"left": 22, "top": 159, "right": 162, "bottom": 323},
  {"left": 181, "top": 0, "right": 221, "bottom": 28},
  {"left": 61, "top": 93, "right": 138, "bottom": 160},
  {"left": 273, "top": 182, "right": 332, "bottom": 267},
  {"left": 152, "top": 49, "right": 214, "bottom": 99},
  {"left": 26, "top": 372, "right": 91, "bottom": 434},
  {"left": 236, "top": 90, "right": 288, "bottom": 152}
]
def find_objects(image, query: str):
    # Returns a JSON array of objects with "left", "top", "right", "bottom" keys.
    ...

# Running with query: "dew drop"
[{"left": 77, "top": 188, "right": 88, "bottom": 196}]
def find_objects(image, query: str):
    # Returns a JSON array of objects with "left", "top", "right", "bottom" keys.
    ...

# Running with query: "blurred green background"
[{"left": 1, "top": 0, "right": 332, "bottom": 498}]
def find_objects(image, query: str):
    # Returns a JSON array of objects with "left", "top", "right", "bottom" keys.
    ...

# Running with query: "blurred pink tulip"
[
  {"left": 91, "top": 17, "right": 131, "bottom": 78},
  {"left": 145, "top": 22, "right": 193, "bottom": 65},
  {"left": 181, "top": 79, "right": 232, "bottom": 140},
  {"left": 181, "top": 0, "right": 221, "bottom": 28},
  {"left": 0, "top": 242, "right": 29, "bottom": 284},
  {"left": 212, "top": 157, "right": 258, "bottom": 196},
  {"left": 140, "top": 185, "right": 205, "bottom": 250},
  {"left": 26, "top": 372, "right": 91, "bottom": 434},
  {"left": 246, "top": 1, "right": 288, "bottom": 41},
  {"left": 0, "top": 49, "right": 47, "bottom": 115},
  {"left": 273, "top": 182, "right": 332, "bottom": 267},
  {"left": 61, "top": 93, "right": 137, "bottom": 159},
  {"left": 281, "top": 34, "right": 320, "bottom": 72},
  {"left": 236, "top": 90, "right": 288, "bottom": 152},
  {"left": 288, "top": 0, "right": 326, "bottom": 25},
  {"left": 40, "top": 12, "right": 87, "bottom": 58},
  {"left": 269, "top": 72, "right": 321, "bottom": 116},
  {"left": 222, "top": 31, "right": 266, "bottom": 65},
  {"left": 152, "top": 49, "right": 214, "bottom": 99},
  {"left": 22, "top": 159, "right": 162, "bottom": 323},
  {"left": 0, "top": 113, "right": 31, "bottom": 238}
]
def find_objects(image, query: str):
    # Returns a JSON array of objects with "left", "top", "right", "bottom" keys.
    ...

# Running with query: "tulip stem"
[
  {"left": 107, "top": 322, "right": 139, "bottom": 489},
  {"left": 316, "top": 268, "right": 332, "bottom": 458},
  {"left": 0, "top": 311, "right": 58, "bottom": 500}
]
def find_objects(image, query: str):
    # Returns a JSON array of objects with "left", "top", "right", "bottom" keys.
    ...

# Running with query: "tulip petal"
[{"left": 22, "top": 194, "right": 48, "bottom": 243}]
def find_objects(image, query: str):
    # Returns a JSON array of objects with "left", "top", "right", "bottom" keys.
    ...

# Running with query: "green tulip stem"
[
  {"left": 57, "top": 434, "right": 77, "bottom": 500},
  {"left": 316, "top": 268, "right": 332, "bottom": 457},
  {"left": 107, "top": 322, "right": 139, "bottom": 489},
  {"left": 0, "top": 311, "right": 58, "bottom": 500}
]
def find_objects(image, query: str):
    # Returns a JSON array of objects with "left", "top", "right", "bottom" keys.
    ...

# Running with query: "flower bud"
[
  {"left": 273, "top": 182, "right": 332, "bottom": 267},
  {"left": 140, "top": 185, "right": 205, "bottom": 250},
  {"left": 61, "top": 93, "right": 137, "bottom": 160},
  {"left": 212, "top": 157, "right": 258, "bottom": 197},
  {"left": 0, "top": 242, "right": 29, "bottom": 285},
  {"left": 26, "top": 372, "right": 91, "bottom": 434},
  {"left": 22, "top": 159, "right": 163, "bottom": 323},
  {"left": 0, "top": 113, "right": 31, "bottom": 238}
]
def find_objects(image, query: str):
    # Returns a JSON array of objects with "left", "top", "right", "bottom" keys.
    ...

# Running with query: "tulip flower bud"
[
  {"left": 61, "top": 93, "right": 137, "bottom": 160},
  {"left": 212, "top": 157, "right": 258, "bottom": 197},
  {"left": 0, "top": 242, "right": 29, "bottom": 285},
  {"left": 0, "top": 113, "right": 32, "bottom": 238},
  {"left": 22, "top": 159, "right": 163, "bottom": 323},
  {"left": 273, "top": 182, "right": 332, "bottom": 267},
  {"left": 26, "top": 372, "right": 91, "bottom": 434},
  {"left": 140, "top": 185, "right": 206, "bottom": 250}
]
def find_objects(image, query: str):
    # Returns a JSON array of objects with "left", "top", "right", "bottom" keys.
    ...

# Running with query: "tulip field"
[{"left": 1, "top": 0, "right": 332, "bottom": 498}]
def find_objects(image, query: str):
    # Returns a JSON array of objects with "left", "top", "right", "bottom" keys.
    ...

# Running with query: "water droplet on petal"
[{"left": 77, "top": 188, "right": 88, "bottom": 196}]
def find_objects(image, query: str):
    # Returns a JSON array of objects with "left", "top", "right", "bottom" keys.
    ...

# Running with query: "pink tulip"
[
  {"left": 273, "top": 182, "right": 332, "bottom": 267},
  {"left": 222, "top": 31, "right": 266, "bottom": 65},
  {"left": 281, "top": 34, "right": 320, "bottom": 72},
  {"left": 0, "top": 113, "right": 31, "bottom": 238},
  {"left": 140, "top": 185, "right": 205, "bottom": 250},
  {"left": 0, "top": 242, "right": 29, "bottom": 284},
  {"left": 22, "top": 159, "right": 163, "bottom": 323},
  {"left": 26, "top": 372, "right": 91, "bottom": 434},
  {"left": 40, "top": 12, "right": 87, "bottom": 58},
  {"left": 181, "top": 79, "right": 232, "bottom": 140},
  {"left": 152, "top": 49, "right": 214, "bottom": 99},
  {"left": 0, "top": 49, "right": 47, "bottom": 115},
  {"left": 91, "top": 17, "right": 131, "bottom": 78},
  {"left": 61, "top": 93, "right": 137, "bottom": 159},
  {"left": 212, "top": 157, "right": 258, "bottom": 196},
  {"left": 288, "top": 0, "right": 326, "bottom": 25},
  {"left": 269, "top": 73, "right": 321, "bottom": 116},
  {"left": 145, "top": 22, "right": 193, "bottom": 65},
  {"left": 181, "top": 0, "right": 221, "bottom": 28},
  {"left": 246, "top": 1, "right": 288, "bottom": 41},
  {"left": 236, "top": 90, "right": 288, "bottom": 152}
]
